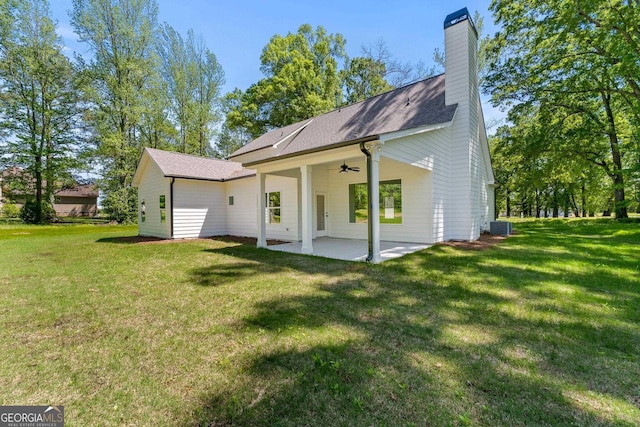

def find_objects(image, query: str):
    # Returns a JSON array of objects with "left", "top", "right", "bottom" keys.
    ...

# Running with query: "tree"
[
  {"left": 138, "top": 70, "right": 176, "bottom": 151},
  {"left": 157, "top": 24, "right": 191, "bottom": 153},
  {"left": 484, "top": 0, "right": 640, "bottom": 218},
  {"left": 484, "top": 0, "right": 638, "bottom": 218},
  {"left": 225, "top": 24, "right": 346, "bottom": 139},
  {"left": 213, "top": 124, "right": 248, "bottom": 159},
  {"left": 0, "top": 0, "right": 84, "bottom": 223},
  {"left": 187, "top": 31, "right": 225, "bottom": 157},
  {"left": 157, "top": 24, "right": 225, "bottom": 156},
  {"left": 71, "top": 0, "right": 159, "bottom": 222},
  {"left": 340, "top": 55, "right": 393, "bottom": 105},
  {"left": 358, "top": 39, "right": 435, "bottom": 89},
  {"left": 491, "top": 103, "right": 613, "bottom": 218}
]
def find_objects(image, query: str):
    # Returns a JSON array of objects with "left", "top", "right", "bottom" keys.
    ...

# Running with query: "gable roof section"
[
  {"left": 134, "top": 148, "right": 255, "bottom": 185},
  {"left": 1, "top": 167, "right": 98, "bottom": 198},
  {"left": 56, "top": 184, "right": 98, "bottom": 198},
  {"left": 229, "top": 74, "right": 457, "bottom": 164}
]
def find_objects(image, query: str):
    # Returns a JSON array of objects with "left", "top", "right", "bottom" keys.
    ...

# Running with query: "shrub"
[
  {"left": 1, "top": 202, "right": 20, "bottom": 218},
  {"left": 20, "top": 200, "right": 57, "bottom": 224},
  {"left": 102, "top": 186, "right": 138, "bottom": 224}
]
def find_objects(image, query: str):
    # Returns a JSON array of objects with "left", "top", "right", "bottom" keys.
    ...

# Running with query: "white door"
[{"left": 316, "top": 193, "right": 328, "bottom": 237}]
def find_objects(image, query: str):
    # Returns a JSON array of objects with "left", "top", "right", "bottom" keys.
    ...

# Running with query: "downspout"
[
  {"left": 170, "top": 177, "right": 175, "bottom": 239},
  {"left": 360, "top": 142, "right": 373, "bottom": 262}
]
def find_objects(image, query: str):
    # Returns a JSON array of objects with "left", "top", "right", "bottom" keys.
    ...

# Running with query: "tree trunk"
[
  {"left": 603, "top": 198, "right": 612, "bottom": 217},
  {"left": 35, "top": 155, "right": 43, "bottom": 224},
  {"left": 581, "top": 183, "right": 586, "bottom": 217},
  {"left": 601, "top": 92, "right": 628, "bottom": 219}
]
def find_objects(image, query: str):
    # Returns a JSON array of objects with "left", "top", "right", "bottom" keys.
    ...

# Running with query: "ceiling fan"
[{"left": 338, "top": 161, "right": 360, "bottom": 173}]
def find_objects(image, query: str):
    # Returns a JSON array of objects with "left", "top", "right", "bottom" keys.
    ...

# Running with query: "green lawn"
[{"left": 0, "top": 219, "right": 638, "bottom": 426}]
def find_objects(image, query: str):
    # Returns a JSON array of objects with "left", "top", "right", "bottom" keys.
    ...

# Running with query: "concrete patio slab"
[{"left": 268, "top": 237, "right": 431, "bottom": 262}]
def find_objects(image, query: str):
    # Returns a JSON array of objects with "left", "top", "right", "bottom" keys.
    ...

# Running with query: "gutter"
[
  {"left": 360, "top": 141, "right": 374, "bottom": 263},
  {"left": 163, "top": 173, "right": 256, "bottom": 183},
  {"left": 170, "top": 177, "right": 175, "bottom": 239}
]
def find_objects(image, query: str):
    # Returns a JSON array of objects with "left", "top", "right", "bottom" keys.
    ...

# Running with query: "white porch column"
[
  {"left": 256, "top": 171, "right": 267, "bottom": 248},
  {"left": 370, "top": 149, "right": 381, "bottom": 263},
  {"left": 300, "top": 164, "right": 313, "bottom": 254}
]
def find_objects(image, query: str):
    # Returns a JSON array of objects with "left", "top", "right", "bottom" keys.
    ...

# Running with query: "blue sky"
[{"left": 49, "top": 0, "right": 504, "bottom": 125}]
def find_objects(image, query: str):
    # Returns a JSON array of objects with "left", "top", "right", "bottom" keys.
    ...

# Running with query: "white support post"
[
  {"left": 301, "top": 164, "right": 313, "bottom": 254},
  {"left": 256, "top": 172, "right": 267, "bottom": 248},
  {"left": 371, "top": 149, "right": 381, "bottom": 263}
]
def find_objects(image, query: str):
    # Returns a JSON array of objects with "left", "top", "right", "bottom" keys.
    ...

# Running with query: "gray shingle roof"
[
  {"left": 144, "top": 148, "right": 255, "bottom": 181},
  {"left": 229, "top": 74, "right": 457, "bottom": 163},
  {"left": 56, "top": 184, "right": 98, "bottom": 198}
]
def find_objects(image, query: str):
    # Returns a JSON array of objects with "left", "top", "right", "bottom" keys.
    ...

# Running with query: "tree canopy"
[
  {"left": 223, "top": 24, "right": 433, "bottom": 141},
  {"left": 484, "top": 0, "right": 640, "bottom": 218},
  {"left": 224, "top": 24, "right": 346, "bottom": 139},
  {"left": 0, "top": 0, "right": 85, "bottom": 223}
]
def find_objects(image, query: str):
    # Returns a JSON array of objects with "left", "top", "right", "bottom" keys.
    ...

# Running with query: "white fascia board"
[
  {"left": 131, "top": 150, "right": 151, "bottom": 187},
  {"left": 273, "top": 119, "right": 313, "bottom": 149},
  {"left": 478, "top": 99, "right": 495, "bottom": 184},
  {"left": 379, "top": 117, "right": 456, "bottom": 144}
]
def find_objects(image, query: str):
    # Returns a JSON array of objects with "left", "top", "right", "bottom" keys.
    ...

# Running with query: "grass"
[
  {"left": 0, "top": 219, "right": 639, "bottom": 426},
  {"left": 354, "top": 208, "right": 402, "bottom": 224}
]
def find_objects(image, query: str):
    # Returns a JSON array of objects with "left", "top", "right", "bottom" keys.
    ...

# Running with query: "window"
[
  {"left": 265, "top": 191, "right": 281, "bottom": 224},
  {"left": 349, "top": 179, "right": 402, "bottom": 224},
  {"left": 228, "top": 196, "right": 234, "bottom": 206},
  {"left": 141, "top": 199, "right": 146, "bottom": 223},
  {"left": 159, "top": 195, "right": 166, "bottom": 224},
  {"left": 54, "top": 196, "right": 61, "bottom": 203}
]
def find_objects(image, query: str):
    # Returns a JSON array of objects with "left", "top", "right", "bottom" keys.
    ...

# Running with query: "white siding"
[
  {"left": 382, "top": 127, "right": 450, "bottom": 243},
  {"left": 224, "top": 175, "right": 299, "bottom": 241},
  {"left": 136, "top": 160, "right": 171, "bottom": 239},
  {"left": 265, "top": 175, "right": 299, "bottom": 241},
  {"left": 173, "top": 179, "right": 226, "bottom": 239},
  {"left": 325, "top": 157, "right": 432, "bottom": 244},
  {"left": 444, "top": 16, "right": 481, "bottom": 241},
  {"left": 224, "top": 178, "right": 256, "bottom": 237}
]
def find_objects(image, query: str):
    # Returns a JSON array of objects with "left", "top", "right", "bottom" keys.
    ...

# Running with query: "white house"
[
  {"left": 132, "top": 8, "right": 495, "bottom": 262},
  {"left": 132, "top": 147, "right": 301, "bottom": 241}
]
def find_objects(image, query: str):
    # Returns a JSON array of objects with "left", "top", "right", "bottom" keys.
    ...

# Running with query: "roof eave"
[
  {"left": 164, "top": 173, "right": 257, "bottom": 183},
  {"left": 131, "top": 148, "right": 151, "bottom": 187},
  {"left": 379, "top": 117, "right": 456, "bottom": 143},
  {"left": 227, "top": 144, "right": 273, "bottom": 161},
  {"left": 241, "top": 135, "right": 380, "bottom": 168}
]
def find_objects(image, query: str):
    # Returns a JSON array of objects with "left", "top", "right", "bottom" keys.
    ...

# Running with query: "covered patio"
[{"left": 268, "top": 237, "right": 431, "bottom": 262}]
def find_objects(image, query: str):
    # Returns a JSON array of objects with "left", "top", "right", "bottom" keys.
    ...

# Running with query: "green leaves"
[
  {"left": 158, "top": 24, "right": 225, "bottom": 156},
  {"left": 224, "top": 25, "right": 427, "bottom": 140},
  {"left": 484, "top": 0, "right": 640, "bottom": 218},
  {"left": 0, "top": 0, "right": 85, "bottom": 223},
  {"left": 233, "top": 24, "right": 345, "bottom": 137}
]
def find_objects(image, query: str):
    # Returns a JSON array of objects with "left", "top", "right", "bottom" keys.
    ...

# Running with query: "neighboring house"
[
  {"left": 0, "top": 168, "right": 99, "bottom": 217},
  {"left": 132, "top": 8, "right": 495, "bottom": 262},
  {"left": 53, "top": 185, "right": 99, "bottom": 217}
]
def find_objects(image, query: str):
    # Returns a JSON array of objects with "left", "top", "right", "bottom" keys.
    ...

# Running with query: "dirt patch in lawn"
[{"left": 438, "top": 231, "right": 515, "bottom": 251}]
